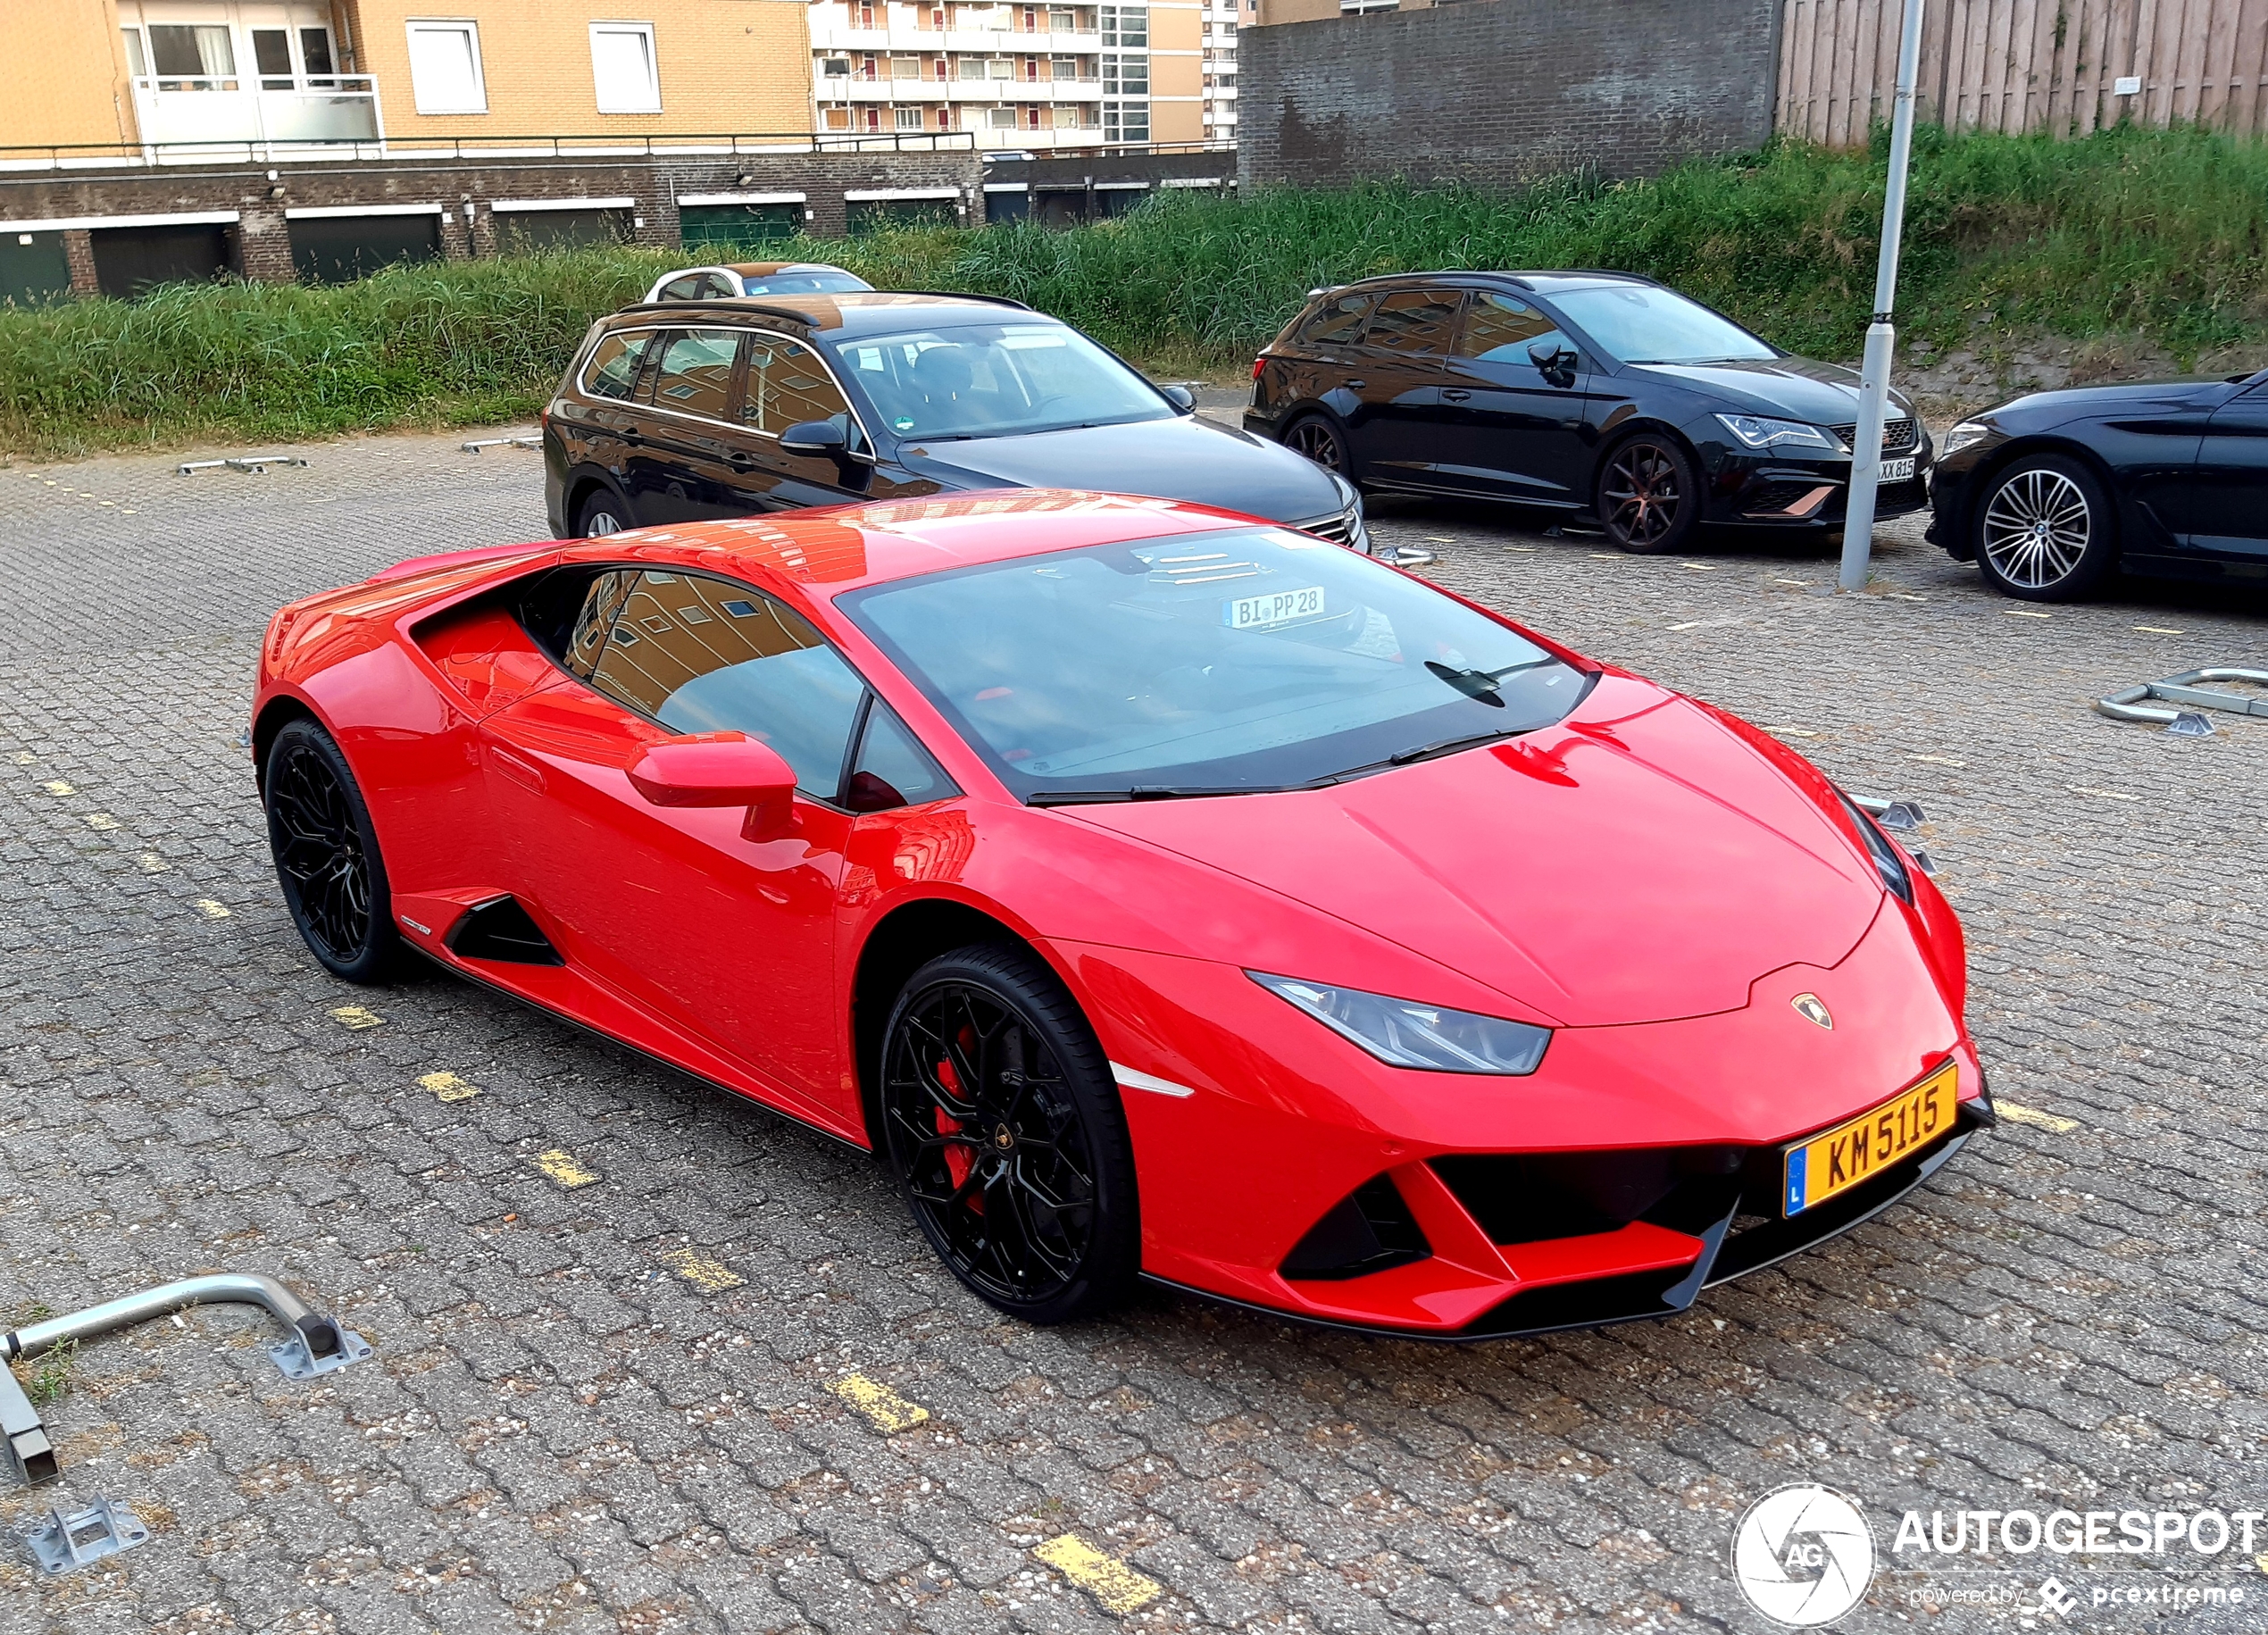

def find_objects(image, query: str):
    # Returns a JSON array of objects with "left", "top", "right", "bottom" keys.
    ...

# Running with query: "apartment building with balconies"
[{"left": 806, "top": 0, "right": 1201, "bottom": 152}]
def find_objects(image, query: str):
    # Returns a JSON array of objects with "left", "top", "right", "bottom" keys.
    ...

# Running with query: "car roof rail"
[{"left": 888, "top": 290, "right": 1034, "bottom": 310}]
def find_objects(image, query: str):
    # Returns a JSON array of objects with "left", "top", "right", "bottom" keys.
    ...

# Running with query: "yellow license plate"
[{"left": 1782, "top": 1064, "right": 1957, "bottom": 1216}]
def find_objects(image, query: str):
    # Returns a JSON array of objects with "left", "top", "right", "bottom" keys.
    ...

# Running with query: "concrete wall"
[{"left": 1238, "top": 0, "right": 1781, "bottom": 188}]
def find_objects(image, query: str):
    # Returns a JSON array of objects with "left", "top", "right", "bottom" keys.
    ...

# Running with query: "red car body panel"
[{"left": 254, "top": 490, "right": 1985, "bottom": 1338}]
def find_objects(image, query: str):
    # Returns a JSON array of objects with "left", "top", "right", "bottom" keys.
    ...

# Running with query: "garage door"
[
  {"left": 291, "top": 214, "right": 443, "bottom": 285},
  {"left": 90, "top": 224, "right": 229, "bottom": 298},
  {"left": 494, "top": 208, "right": 631, "bottom": 253},
  {"left": 0, "top": 230, "right": 73, "bottom": 304},
  {"left": 680, "top": 203, "right": 799, "bottom": 252}
]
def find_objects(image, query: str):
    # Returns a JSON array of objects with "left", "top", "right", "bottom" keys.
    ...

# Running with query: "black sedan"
[
  {"left": 544, "top": 292, "right": 1370, "bottom": 554},
  {"left": 1246, "top": 271, "right": 1931, "bottom": 555},
  {"left": 1926, "top": 367, "right": 2268, "bottom": 600}
]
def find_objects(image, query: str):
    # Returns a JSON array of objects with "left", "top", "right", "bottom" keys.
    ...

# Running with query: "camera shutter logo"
[{"left": 1730, "top": 1484, "right": 1876, "bottom": 1627}]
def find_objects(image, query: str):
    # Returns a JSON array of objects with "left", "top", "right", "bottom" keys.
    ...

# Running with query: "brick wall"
[{"left": 1238, "top": 0, "right": 1782, "bottom": 188}]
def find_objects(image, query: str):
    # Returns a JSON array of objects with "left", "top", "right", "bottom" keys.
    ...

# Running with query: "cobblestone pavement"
[{"left": 2, "top": 430, "right": 2264, "bottom": 1635}]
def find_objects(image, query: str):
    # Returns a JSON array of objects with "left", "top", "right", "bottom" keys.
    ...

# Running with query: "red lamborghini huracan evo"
[{"left": 253, "top": 491, "right": 1989, "bottom": 1338}]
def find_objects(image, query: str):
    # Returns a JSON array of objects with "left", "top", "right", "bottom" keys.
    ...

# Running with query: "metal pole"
[{"left": 1838, "top": 0, "right": 1928, "bottom": 592}]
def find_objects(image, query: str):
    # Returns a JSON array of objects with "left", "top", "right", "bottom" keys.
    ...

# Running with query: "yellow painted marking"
[
  {"left": 1424, "top": 535, "right": 1457, "bottom": 544},
  {"left": 1997, "top": 1101, "right": 2080, "bottom": 1133},
  {"left": 191, "top": 899, "right": 231, "bottom": 920},
  {"left": 2067, "top": 786, "right": 2138, "bottom": 802},
  {"left": 418, "top": 1072, "right": 479, "bottom": 1103},
  {"left": 41, "top": 780, "right": 74, "bottom": 796},
  {"left": 1764, "top": 726, "right": 1819, "bottom": 738},
  {"left": 1588, "top": 552, "right": 1622, "bottom": 559},
  {"left": 1034, "top": 1534, "right": 1163, "bottom": 1614},
  {"left": 1908, "top": 754, "right": 1965, "bottom": 767},
  {"left": 2005, "top": 608, "right": 2053, "bottom": 619},
  {"left": 1887, "top": 592, "right": 1929, "bottom": 602},
  {"left": 826, "top": 1372, "right": 930, "bottom": 1434},
  {"left": 2255, "top": 1554, "right": 2268, "bottom": 1574},
  {"left": 1668, "top": 620, "right": 1704, "bottom": 631},
  {"left": 1773, "top": 578, "right": 1813, "bottom": 587},
  {"left": 85, "top": 813, "right": 120, "bottom": 831},
  {"left": 2135, "top": 625, "right": 2183, "bottom": 635},
  {"left": 121, "top": 509, "right": 137, "bottom": 515},
  {"left": 138, "top": 852, "right": 168, "bottom": 873},
  {"left": 1681, "top": 562, "right": 1716, "bottom": 571},
  {"left": 11, "top": 753, "right": 33, "bottom": 764},
  {"left": 661, "top": 1247, "right": 744, "bottom": 1294},
  {"left": 329, "top": 1005, "right": 384, "bottom": 1030},
  {"left": 535, "top": 1148, "right": 600, "bottom": 1189}
]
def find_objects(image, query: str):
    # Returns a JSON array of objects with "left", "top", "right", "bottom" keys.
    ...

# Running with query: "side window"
[
  {"left": 846, "top": 700, "right": 958, "bottom": 812},
  {"left": 742, "top": 336, "right": 855, "bottom": 438},
  {"left": 658, "top": 275, "right": 706, "bottom": 301},
  {"left": 1456, "top": 293, "right": 1576, "bottom": 367},
  {"left": 704, "top": 274, "right": 738, "bottom": 298},
  {"left": 649, "top": 330, "right": 743, "bottom": 421},
  {"left": 587, "top": 571, "right": 867, "bottom": 798},
  {"left": 1362, "top": 288, "right": 1463, "bottom": 356},
  {"left": 563, "top": 570, "right": 637, "bottom": 679},
  {"left": 581, "top": 331, "right": 653, "bottom": 401},
  {"left": 1294, "top": 292, "right": 1373, "bottom": 349}
]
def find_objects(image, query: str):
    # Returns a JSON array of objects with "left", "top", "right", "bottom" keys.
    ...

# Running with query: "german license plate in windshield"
[
  {"left": 1781, "top": 1062, "right": 1955, "bottom": 1215},
  {"left": 1227, "top": 585, "right": 1326, "bottom": 630}
]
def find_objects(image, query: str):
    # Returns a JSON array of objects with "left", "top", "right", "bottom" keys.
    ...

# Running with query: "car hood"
[
  {"left": 894, "top": 415, "right": 1347, "bottom": 524},
  {"left": 1627, "top": 355, "right": 1915, "bottom": 427},
  {"left": 1060, "top": 676, "right": 1889, "bottom": 1028},
  {"left": 1989, "top": 375, "right": 2241, "bottom": 423}
]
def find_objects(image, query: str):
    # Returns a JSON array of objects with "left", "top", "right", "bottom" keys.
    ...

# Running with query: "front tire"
[
  {"left": 263, "top": 719, "right": 399, "bottom": 983},
  {"left": 878, "top": 945, "right": 1139, "bottom": 1324},
  {"left": 1597, "top": 434, "right": 1700, "bottom": 555},
  {"left": 1972, "top": 454, "right": 2116, "bottom": 601}
]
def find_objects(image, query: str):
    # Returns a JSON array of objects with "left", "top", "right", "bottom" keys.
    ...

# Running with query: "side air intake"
[
  {"left": 444, "top": 896, "right": 563, "bottom": 965},
  {"left": 1280, "top": 1175, "right": 1430, "bottom": 1281}
]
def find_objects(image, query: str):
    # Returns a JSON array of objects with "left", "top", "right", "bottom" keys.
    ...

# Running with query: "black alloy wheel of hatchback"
[
  {"left": 879, "top": 947, "right": 1138, "bottom": 1322},
  {"left": 1285, "top": 415, "right": 1351, "bottom": 477},
  {"left": 1598, "top": 438, "right": 1697, "bottom": 554}
]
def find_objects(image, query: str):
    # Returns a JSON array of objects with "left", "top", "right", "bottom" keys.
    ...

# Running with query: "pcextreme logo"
[{"left": 1730, "top": 1484, "right": 1877, "bottom": 1627}]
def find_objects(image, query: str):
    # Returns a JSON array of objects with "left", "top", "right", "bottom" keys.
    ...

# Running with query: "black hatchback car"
[
  {"left": 1247, "top": 271, "right": 1932, "bottom": 554},
  {"left": 544, "top": 292, "right": 1369, "bottom": 552}
]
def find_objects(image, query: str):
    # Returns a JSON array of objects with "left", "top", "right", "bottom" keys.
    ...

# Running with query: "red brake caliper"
[{"left": 935, "top": 1051, "right": 980, "bottom": 1209}]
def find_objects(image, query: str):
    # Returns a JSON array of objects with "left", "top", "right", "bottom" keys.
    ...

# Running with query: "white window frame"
[
  {"left": 588, "top": 21, "right": 663, "bottom": 115},
  {"left": 404, "top": 19, "right": 488, "bottom": 115}
]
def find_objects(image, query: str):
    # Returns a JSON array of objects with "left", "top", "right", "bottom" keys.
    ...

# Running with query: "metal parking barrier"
[
  {"left": 21, "top": 1496, "right": 151, "bottom": 1576},
  {"left": 461, "top": 436, "right": 541, "bottom": 454},
  {"left": 176, "top": 456, "right": 309, "bottom": 476},
  {"left": 2096, "top": 669, "right": 2268, "bottom": 737},
  {"left": 1, "top": 1272, "right": 370, "bottom": 1487},
  {"left": 1853, "top": 795, "right": 1937, "bottom": 875}
]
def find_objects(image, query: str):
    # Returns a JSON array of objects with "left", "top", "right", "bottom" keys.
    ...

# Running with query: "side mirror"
[
  {"left": 1528, "top": 343, "right": 1580, "bottom": 387},
  {"left": 627, "top": 733, "right": 797, "bottom": 841},
  {"left": 780, "top": 419, "right": 849, "bottom": 457},
  {"left": 1159, "top": 383, "right": 1196, "bottom": 413}
]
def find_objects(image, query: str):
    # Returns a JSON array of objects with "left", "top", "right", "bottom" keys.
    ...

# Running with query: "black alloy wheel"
[
  {"left": 1284, "top": 414, "right": 1353, "bottom": 479},
  {"left": 1597, "top": 435, "right": 1699, "bottom": 555},
  {"left": 263, "top": 719, "right": 399, "bottom": 983},
  {"left": 578, "top": 489, "right": 630, "bottom": 538},
  {"left": 879, "top": 945, "right": 1138, "bottom": 1323}
]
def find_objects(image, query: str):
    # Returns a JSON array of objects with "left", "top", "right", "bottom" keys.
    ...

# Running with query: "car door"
[
  {"left": 477, "top": 566, "right": 868, "bottom": 1121},
  {"left": 724, "top": 332, "right": 877, "bottom": 511},
  {"left": 627, "top": 329, "right": 750, "bottom": 525},
  {"left": 1436, "top": 291, "right": 1594, "bottom": 508},
  {"left": 569, "top": 327, "right": 659, "bottom": 496},
  {"left": 1341, "top": 288, "right": 1463, "bottom": 489},
  {"left": 2187, "top": 378, "right": 2268, "bottom": 564}
]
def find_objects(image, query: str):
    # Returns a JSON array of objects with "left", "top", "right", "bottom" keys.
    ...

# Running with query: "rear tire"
[
  {"left": 1972, "top": 454, "right": 2116, "bottom": 602},
  {"left": 577, "top": 488, "right": 631, "bottom": 538},
  {"left": 263, "top": 720, "right": 399, "bottom": 984},
  {"left": 878, "top": 945, "right": 1139, "bottom": 1325},
  {"left": 1283, "top": 413, "right": 1355, "bottom": 485},
  {"left": 1597, "top": 434, "right": 1700, "bottom": 555}
]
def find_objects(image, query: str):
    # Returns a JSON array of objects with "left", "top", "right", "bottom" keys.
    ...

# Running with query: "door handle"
[
  {"left": 621, "top": 423, "right": 643, "bottom": 445},
  {"left": 489, "top": 744, "right": 546, "bottom": 794},
  {"left": 1443, "top": 388, "right": 1472, "bottom": 403}
]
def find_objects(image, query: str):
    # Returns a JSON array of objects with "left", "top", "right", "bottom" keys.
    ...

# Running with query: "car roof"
[
  {"left": 1321, "top": 270, "right": 1663, "bottom": 297},
  {"left": 722, "top": 262, "right": 841, "bottom": 278},
  {"left": 608, "top": 289, "right": 1034, "bottom": 335},
  {"left": 553, "top": 490, "right": 1275, "bottom": 597}
]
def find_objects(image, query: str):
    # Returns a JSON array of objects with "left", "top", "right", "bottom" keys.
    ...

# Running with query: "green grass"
[{"left": 4, "top": 123, "right": 2264, "bottom": 458}]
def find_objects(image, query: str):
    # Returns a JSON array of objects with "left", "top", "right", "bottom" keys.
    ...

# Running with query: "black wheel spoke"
[{"left": 266, "top": 738, "right": 372, "bottom": 964}]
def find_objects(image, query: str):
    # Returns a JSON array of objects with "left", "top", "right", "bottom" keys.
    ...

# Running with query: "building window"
[
  {"left": 821, "top": 56, "right": 852, "bottom": 76},
  {"left": 120, "top": 29, "right": 148, "bottom": 78},
  {"left": 959, "top": 57, "right": 988, "bottom": 79},
  {"left": 987, "top": 105, "right": 1017, "bottom": 127},
  {"left": 1101, "top": 99, "right": 1147, "bottom": 141},
  {"left": 590, "top": 21, "right": 662, "bottom": 113},
  {"left": 1053, "top": 104, "right": 1081, "bottom": 127},
  {"left": 824, "top": 106, "right": 853, "bottom": 129},
  {"left": 1099, "top": 4, "right": 1147, "bottom": 46},
  {"left": 895, "top": 105, "right": 923, "bottom": 128},
  {"left": 147, "top": 23, "right": 238, "bottom": 88},
  {"left": 1101, "top": 53, "right": 1146, "bottom": 95},
  {"left": 404, "top": 20, "right": 487, "bottom": 114}
]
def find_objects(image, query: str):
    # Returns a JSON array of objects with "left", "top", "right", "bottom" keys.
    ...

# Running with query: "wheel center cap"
[
  {"left": 991, "top": 1123, "right": 1015, "bottom": 1152},
  {"left": 2033, "top": 521, "right": 2049, "bottom": 538}
]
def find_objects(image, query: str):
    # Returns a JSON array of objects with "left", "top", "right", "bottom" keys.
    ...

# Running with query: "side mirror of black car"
[
  {"left": 1160, "top": 384, "right": 1196, "bottom": 413},
  {"left": 1528, "top": 343, "right": 1580, "bottom": 387},
  {"left": 780, "top": 419, "right": 848, "bottom": 456}
]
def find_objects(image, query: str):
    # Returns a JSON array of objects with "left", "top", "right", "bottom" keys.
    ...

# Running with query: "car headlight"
[
  {"left": 1714, "top": 413, "right": 1842, "bottom": 453},
  {"left": 1248, "top": 972, "right": 1551, "bottom": 1074},
  {"left": 1836, "top": 791, "right": 1914, "bottom": 905},
  {"left": 1939, "top": 419, "right": 1992, "bottom": 456}
]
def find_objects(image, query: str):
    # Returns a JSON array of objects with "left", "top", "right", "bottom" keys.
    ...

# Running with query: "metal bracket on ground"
[
  {"left": 1852, "top": 795, "right": 1937, "bottom": 875},
  {"left": 1, "top": 1273, "right": 368, "bottom": 1487},
  {"left": 21, "top": 1496, "right": 150, "bottom": 1575},
  {"left": 461, "top": 436, "right": 540, "bottom": 453},
  {"left": 2096, "top": 669, "right": 2268, "bottom": 736},
  {"left": 176, "top": 456, "right": 309, "bottom": 476}
]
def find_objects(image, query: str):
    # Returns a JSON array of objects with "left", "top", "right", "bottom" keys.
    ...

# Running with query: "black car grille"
[
  {"left": 1830, "top": 417, "right": 1920, "bottom": 455},
  {"left": 1431, "top": 1147, "right": 1759, "bottom": 1245},
  {"left": 1297, "top": 508, "right": 1356, "bottom": 549}
]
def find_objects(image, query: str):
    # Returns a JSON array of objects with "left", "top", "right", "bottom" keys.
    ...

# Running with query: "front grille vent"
[
  {"left": 1829, "top": 417, "right": 1919, "bottom": 455},
  {"left": 1280, "top": 1175, "right": 1430, "bottom": 1281}
]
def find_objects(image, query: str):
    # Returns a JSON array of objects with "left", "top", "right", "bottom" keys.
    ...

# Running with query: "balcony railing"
[
  {"left": 131, "top": 73, "right": 381, "bottom": 149},
  {"left": 0, "top": 127, "right": 979, "bottom": 172},
  {"left": 820, "top": 74, "right": 1105, "bottom": 102}
]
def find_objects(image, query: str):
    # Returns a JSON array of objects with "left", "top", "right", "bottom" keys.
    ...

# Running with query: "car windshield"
[
  {"left": 742, "top": 270, "right": 871, "bottom": 295},
  {"left": 1551, "top": 286, "right": 1777, "bottom": 365},
  {"left": 840, "top": 528, "right": 1588, "bottom": 801},
  {"left": 829, "top": 321, "right": 1174, "bottom": 441}
]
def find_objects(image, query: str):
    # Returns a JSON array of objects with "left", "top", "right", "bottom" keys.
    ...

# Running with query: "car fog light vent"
[{"left": 1280, "top": 1176, "right": 1430, "bottom": 1282}]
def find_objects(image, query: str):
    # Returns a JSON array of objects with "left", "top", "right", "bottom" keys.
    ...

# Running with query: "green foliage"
[
  {"left": 26, "top": 1339, "right": 77, "bottom": 1406},
  {"left": 4, "top": 124, "right": 2264, "bottom": 456}
]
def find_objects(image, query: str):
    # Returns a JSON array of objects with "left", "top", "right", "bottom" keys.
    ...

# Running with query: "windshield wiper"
[
  {"left": 1029, "top": 783, "right": 1304, "bottom": 806},
  {"left": 1423, "top": 655, "right": 1555, "bottom": 706}
]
